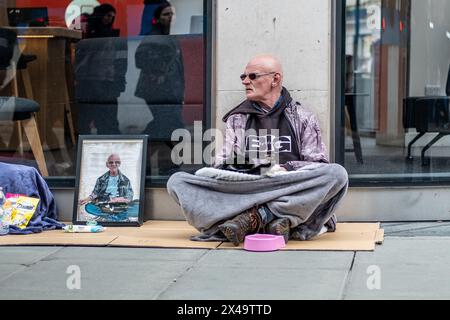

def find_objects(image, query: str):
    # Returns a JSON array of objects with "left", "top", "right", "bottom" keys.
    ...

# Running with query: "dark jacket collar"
[{"left": 222, "top": 87, "right": 293, "bottom": 122}]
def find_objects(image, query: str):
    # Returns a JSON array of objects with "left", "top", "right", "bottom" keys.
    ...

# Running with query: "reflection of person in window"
[
  {"left": 86, "top": 3, "right": 119, "bottom": 38},
  {"left": 135, "top": 35, "right": 184, "bottom": 175},
  {"left": 150, "top": 1, "right": 175, "bottom": 35},
  {"left": 79, "top": 154, "right": 133, "bottom": 205},
  {"left": 135, "top": 35, "right": 184, "bottom": 105},
  {"left": 345, "top": 55, "right": 354, "bottom": 94}
]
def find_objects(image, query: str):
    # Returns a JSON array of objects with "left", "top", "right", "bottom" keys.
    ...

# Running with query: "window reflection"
[
  {"left": 344, "top": 0, "right": 450, "bottom": 182},
  {"left": 85, "top": 3, "right": 119, "bottom": 38},
  {"left": 0, "top": 0, "right": 205, "bottom": 180}
]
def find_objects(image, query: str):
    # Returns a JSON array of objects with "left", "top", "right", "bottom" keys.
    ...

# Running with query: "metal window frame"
[{"left": 332, "top": 0, "right": 346, "bottom": 166}]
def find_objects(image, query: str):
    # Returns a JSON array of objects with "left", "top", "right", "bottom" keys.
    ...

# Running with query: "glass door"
[{"left": 341, "top": 0, "right": 450, "bottom": 185}]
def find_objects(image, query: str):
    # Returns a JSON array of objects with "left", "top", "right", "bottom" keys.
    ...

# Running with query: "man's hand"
[
  {"left": 79, "top": 197, "right": 91, "bottom": 205},
  {"left": 265, "top": 164, "right": 288, "bottom": 177}
]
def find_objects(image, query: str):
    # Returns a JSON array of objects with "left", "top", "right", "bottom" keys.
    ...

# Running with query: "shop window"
[
  {"left": 0, "top": 0, "right": 208, "bottom": 185},
  {"left": 341, "top": 0, "right": 450, "bottom": 185}
]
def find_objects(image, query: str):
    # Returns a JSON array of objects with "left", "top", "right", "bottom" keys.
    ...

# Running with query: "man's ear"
[{"left": 273, "top": 73, "right": 282, "bottom": 87}]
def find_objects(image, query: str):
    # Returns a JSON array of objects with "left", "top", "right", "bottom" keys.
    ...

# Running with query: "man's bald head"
[
  {"left": 107, "top": 154, "right": 121, "bottom": 163},
  {"left": 246, "top": 54, "right": 283, "bottom": 79}
]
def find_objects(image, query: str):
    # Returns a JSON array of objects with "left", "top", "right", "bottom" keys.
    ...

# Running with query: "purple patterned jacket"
[{"left": 214, "top": 99, "right": 329, "bottom": 170}]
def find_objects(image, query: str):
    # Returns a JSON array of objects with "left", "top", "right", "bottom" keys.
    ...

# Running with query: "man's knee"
[
  {"left": 166, "top": 172, "right": 186, "bottom": 197},
  {"left": 327, "top": 163, "right": 349, "bottom": 188}
]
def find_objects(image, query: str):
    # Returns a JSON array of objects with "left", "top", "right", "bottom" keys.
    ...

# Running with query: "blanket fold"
[
  {"left": 167, "top": 163, "right": 348, "bottom": 241},
  {"left": 0, "top": 162, "right": 64, "bottom": 235}
]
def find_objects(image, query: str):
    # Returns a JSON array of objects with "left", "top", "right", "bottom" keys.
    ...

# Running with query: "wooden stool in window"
[
  {"left": 0, "top": 97, "right": 48, "bottom": 176},
  {"left": 10, "top": 55, "right": 37, "bottom": 155}
]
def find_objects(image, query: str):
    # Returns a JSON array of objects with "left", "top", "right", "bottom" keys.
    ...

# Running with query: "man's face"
[
  {"left": 241, "top": 61, "right": 275, "bottom": 103},
  {"left": 106, "top": 155, "right": 121, "bottom": 175}
]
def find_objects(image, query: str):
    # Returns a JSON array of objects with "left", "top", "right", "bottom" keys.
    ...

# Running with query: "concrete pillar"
[{"left": 214, "top": 0, "right": 332, "bottom": 153}]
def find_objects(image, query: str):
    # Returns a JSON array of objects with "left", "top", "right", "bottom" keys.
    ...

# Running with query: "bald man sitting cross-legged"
[{"left": 167, "top": 54, "right": 348, "bottom": 246}]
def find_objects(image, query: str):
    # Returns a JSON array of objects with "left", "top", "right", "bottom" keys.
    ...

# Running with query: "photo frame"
[{"left": 73, "top": 135, "right": 148, "bottom": 226}]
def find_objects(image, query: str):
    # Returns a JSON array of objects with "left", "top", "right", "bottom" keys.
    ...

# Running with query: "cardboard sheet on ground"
[
  {"left": 0, "top": 221, "right": 383, "bottom": 251},
  {"left": 0, "top": 231, "right": 118, "bottom": 246},
  {"left": 108, "top": 221, "right": 220, "bottom": 249},
  {"left": 218, "top": 223, "right": 384, "bottom": 251}
]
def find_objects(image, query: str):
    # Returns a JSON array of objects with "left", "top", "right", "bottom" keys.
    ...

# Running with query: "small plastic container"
[
  {"left": 0, "top": 221, "right": 9, "bottom": 236},
  {"left": 244, "top": 234, "right": 286, "bottom": 252},
  {"left": 63, "top": 225, "right": 105, "bottom": 233}
]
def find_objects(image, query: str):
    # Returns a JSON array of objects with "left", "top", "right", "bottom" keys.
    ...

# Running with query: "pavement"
[{"left": 1, "top": 222, "right": 450, "bottom": 300}]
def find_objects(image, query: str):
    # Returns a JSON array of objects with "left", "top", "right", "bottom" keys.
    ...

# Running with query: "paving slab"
[
  {"left": 0, "top": 246, "right": 63, "bottom": 265},
  {"left": 187, "top": 249, "right": 354, "bottom": 269},
  {"left": 158, "top": 250, "right": 354, "bottom": 300},
  {"left": 4, "top": 232, "right": 450, "bottom": 300},
  {"left": 43, "top": 246, "right": 207, "bottom": 262},
  {"left": 382, "top": 222, "right": 450, "bottom": 237},
  {"left": 0, "top": 265, "right": 27, "bottom": 282},
  {"left": 344, "top": 237, "right": 450, "bottom": 299},
  {"left": 0, "top": 247, "right": 208, "bottom": 300}
]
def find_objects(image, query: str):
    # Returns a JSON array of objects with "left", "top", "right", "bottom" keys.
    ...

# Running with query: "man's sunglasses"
[
  {"left": 240, "top": 72, "right": 276, "bottom": 81},
  {"left": 108, "top": 161, "right": 121, "bottom": 165}
]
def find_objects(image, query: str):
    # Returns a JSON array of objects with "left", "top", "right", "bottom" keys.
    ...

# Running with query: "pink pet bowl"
[{"left": 244, "top": 234, "right": 286, "bottom": 252}]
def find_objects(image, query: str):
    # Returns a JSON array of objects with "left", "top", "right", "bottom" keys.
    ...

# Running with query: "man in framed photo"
[{"left": 79, "top": 154, "right": 133, "bottom": 205}]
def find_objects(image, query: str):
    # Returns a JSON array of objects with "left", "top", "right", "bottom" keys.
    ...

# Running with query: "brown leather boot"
[
  {"left": 266, "top": 217, "right": 291, "bottom": 244},
  {"left": 218, "top": 207, "right": 263, "bottom": 246}
]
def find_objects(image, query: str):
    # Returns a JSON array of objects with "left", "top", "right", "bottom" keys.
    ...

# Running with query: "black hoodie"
[{"left": 222, "top": 88, "right": 301, "bottom": 165}]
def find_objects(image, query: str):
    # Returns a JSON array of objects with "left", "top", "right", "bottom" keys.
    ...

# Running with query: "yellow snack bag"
[{"left": 10, "top": 196, "right": 40, "bottom": 229}]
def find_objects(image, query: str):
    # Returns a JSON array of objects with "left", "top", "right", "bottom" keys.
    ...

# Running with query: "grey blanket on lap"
[{"left": 167, "top": 163, "right": 348, "bottom": 241}]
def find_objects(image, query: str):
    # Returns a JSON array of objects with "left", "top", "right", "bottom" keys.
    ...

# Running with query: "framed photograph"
[{"left": 73, "top": 135, "right": 148, "bottom": 226}]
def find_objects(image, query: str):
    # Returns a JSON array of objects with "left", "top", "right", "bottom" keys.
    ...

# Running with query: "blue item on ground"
[{"left": 0, "top": 162, "right": 65, "bottom": 234}]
